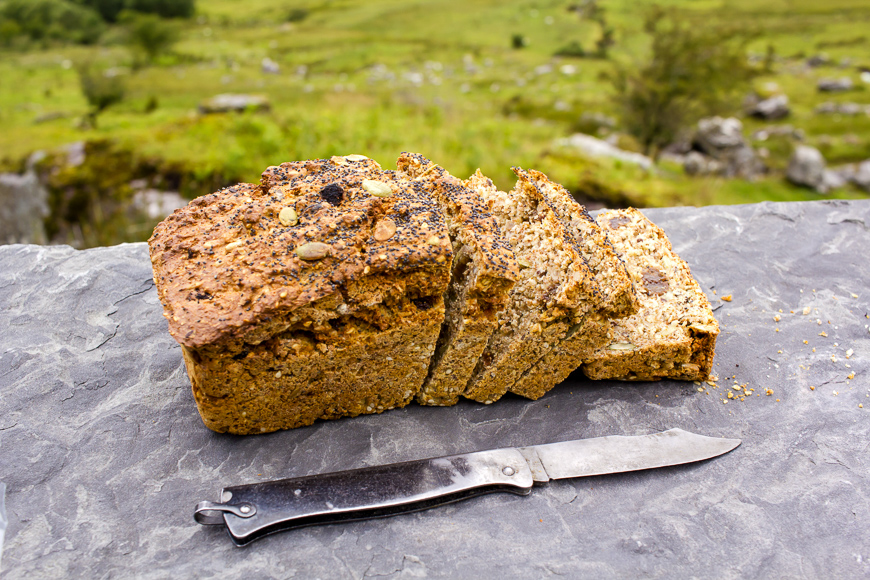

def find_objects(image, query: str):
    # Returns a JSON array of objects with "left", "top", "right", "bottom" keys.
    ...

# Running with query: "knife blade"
[{"left": 194, "top": 428, "right": 739, "bottom": 546}]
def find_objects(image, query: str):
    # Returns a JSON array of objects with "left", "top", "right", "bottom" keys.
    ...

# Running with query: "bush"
[
  {"left": 120, "top": 10, "right": 178, "bottom": 65},
  {"left": 78, "top": 65, "right": 126, "bottom": 127},
  {"left": 286, "top": 8, "right": 308, "bottom": 23},
  {"left": 555, "top": 41, "right": 585, "bottom": 58},
  {"left": 73, "top": 0, "right": 126, "bottom": 22},
  {"left": 0, "top": 0, "right": 105, "bottom": 44},
  {"left": 124, "top": 0, "right": 194, "bottom": 19},
  {"left": 73, "top": 0, "right": 195, "bottom": 22},
  {"left": 612, "top": 6, "right": 757, "bottom": 156}
]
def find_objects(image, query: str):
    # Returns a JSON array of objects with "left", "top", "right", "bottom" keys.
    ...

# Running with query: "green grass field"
[{"left": 1, "top": 0, "right": 869, "bottom": 245}]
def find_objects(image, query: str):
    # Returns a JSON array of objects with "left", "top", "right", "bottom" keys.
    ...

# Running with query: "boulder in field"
[
  {"left": 198, "top": 94, "right": 271, "bottom": 114},
  {"left": 748, "top": 94, "right": 790, "bottom": 120},
  {"left": 786, "top": 146, "right": 828, "bottom": 193},
  {"left": 0, "top": 171, "right": 49, "bottom": 245},
  {"left": 817, "top": 77, "right": 854, "bottom": 92}
]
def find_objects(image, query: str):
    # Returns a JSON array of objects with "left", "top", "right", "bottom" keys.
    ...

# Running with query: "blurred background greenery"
[{"left": 0, "top": 0, "right": 868, "bottom": 247}]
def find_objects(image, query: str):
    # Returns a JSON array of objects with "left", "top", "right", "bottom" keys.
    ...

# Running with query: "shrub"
[
  {"left": 612, "top": 6, "right": 757, "bottom": 156},
  {"left": 74, "top": 0, "right": 126, "bottom": 22},
  {"left": 125, "top": 0, "right": 194, "bottom": 19},
  {"left": 78, "top": 65, "right": 126, "bottom": 128},
  {"left": 286, "top": 8, "right": 308, "bottom": 23},
  {"left": 555, "top": 41, "right": 585, "bottom": 58},
  {"left": 0, "top": 0, "right": 104, "bottom": 44},
  {"left": 119, "top": 10, "right": 178, "bottom": 65}
]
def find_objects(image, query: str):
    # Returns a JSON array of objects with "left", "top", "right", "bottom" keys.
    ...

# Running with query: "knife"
[{"left": 194, "top": 428, "right": 739, "bottom": 546}]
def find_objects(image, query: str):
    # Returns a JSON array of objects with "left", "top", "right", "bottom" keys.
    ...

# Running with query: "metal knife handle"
[{"left": 195, "top": 447, "right": 534, "bottom": 546}]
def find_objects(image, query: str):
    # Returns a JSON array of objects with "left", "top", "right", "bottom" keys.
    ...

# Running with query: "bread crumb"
[
  {"left": 819, "top": 331, "right": 828, "bottom": 337},
  {"left": 802, "top": 306, "right": 811, "bottom": 315},
  {"left": 721, "top": 295, "right": 732, "bottom": 302}
]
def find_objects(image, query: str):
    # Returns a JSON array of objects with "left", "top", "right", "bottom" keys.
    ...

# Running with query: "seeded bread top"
[
  {"left": 467, "top": 168, "right": 599, "bottom": 318},
  {"left": 518, "top": 168, "right": 638, "bottom": 319},
  {"left": 148, "top": 155, "right": 452, "bottom": 349},
  {"left": 396, "top": 152, "right": 519, "bottom": 312}
]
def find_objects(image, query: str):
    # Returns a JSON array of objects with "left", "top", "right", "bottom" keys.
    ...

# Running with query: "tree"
[
  {"left": 612, "top": 6, "right": 757, "bottom": 157},
  {"left": 74, "top": 0, "right": 195, "bottom": 22},
  {"left": 78, "top": 64, "right": 125, "bottom": 128},
  {"left": 120, "top": 10, "right": 178, "bottom": 65},
  {"left": 0, "top": 0, "right": 104, "bottom": 45}
]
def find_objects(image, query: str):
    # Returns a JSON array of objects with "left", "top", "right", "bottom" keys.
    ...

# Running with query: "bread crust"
[{"left": 149, "top": 155, "right": 452, "bottom": 433}]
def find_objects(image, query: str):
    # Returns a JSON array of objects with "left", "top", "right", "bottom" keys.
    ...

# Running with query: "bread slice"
[
  {"left": 462, "top": 168, "right": 600, "bottom": 403},
  {"left": 149, "top": 155, "right": 453, "bottom": 434},
  {"left": 396, "top": 153, "right": 519, "bottom": 406},
  {"left": 583, "top": 208, "right": 718, "bottom": 381},
  {"left": 509, "top": 169, "right": 639, "bottom": 399}
]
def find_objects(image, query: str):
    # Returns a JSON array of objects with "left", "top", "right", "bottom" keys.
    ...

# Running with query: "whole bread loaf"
[{"left": 149, "top": 155, "right": 719, "bottom": 433}]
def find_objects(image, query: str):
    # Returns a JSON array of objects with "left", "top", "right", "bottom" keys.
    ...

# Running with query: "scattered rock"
[
  {"left": 198, "top": 94, "right": 271, "bottom": 114},
  {"left": 821, "top": 169, "right": 848, "bottom": 192},
  {"left": 0, "top": 171, "right": 49, "bottom": 245},
  {"left": 786, "top": 146, "right": 828, "bottom": 192},
  {"left": 579, "top": 111, "right": 617, "bottom": 130},
  {"left": 852, "top": 161, "right": 870, "bottom": 192},
  {"left": 131, "top": 190, "right": 188, "bottom": 220},
  {"left": 555, "top": 133, "right": 654, "bottom": 170},
  {"left": 815, "top": 101, "right": 870, "bottom": 116},
  {"left": 66, "top": 141, "right": 86, "bottom": 167},
  {"left": 806, "top": 54, "right": 831, "bottom": 67},
  {"left": 748, "top": 94, "right": 790, "bottom": 120},
  {"left": 683, "top": 151, "right": 722, "bottom": 176},
  {"left": 33, "top": 111, "right": 70, "bottom": 124},
  {"left": 690, "top": 117, "right": 764, "bottom": 179},
  {"left": 817, "top": 77, "right": 854, "bottom": 92},
  {"left": 695, "top": 117, "right": 745, "bottom": 152},
  {"left": 751, "top": 125, "right": 805, "bottom": 142},
  {"left": 261, "top": 58, "right": 280, "bottom": 74}
]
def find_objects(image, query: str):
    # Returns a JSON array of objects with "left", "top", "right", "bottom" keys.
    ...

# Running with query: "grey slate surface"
[{"left": 1, "top": 199, "right": 869, "bottom": 579}]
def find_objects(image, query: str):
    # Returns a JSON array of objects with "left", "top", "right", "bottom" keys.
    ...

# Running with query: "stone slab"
[{"left": 1, "top": 199, "right": 869, "bottom": 578}]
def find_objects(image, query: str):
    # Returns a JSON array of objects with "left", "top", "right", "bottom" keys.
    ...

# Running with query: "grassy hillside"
[{"left": 1, "top": 0, "right": 868, "bottom": 243}]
